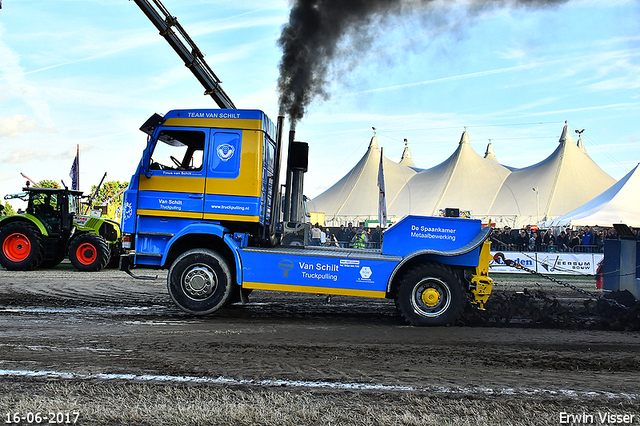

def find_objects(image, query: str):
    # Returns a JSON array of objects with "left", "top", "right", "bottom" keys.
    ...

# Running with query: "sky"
[{"left": 1, "top": 0, "right": 639, "bottom": 212}]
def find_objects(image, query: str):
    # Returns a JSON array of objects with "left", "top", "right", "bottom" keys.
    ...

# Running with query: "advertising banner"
[{"left": 489, "top": 252, "right": 603, "bottom": 275}]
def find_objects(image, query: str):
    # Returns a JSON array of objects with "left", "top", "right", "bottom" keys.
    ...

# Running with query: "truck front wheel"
[
  {"left": 167, "top": 249, "right": 233, "bottom": 315},
  {"left": 395, "top": 262, "right": 466, "bottom": 326}
]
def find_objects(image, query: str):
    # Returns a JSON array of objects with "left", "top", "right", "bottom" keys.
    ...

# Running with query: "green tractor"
[{"left": 0, "top": 186, "right": 121, "bottom": 271}]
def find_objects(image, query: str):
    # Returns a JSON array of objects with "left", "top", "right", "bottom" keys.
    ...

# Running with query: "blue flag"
[{"left": 69, "top": 155, "right": 79, "bottom": 190}]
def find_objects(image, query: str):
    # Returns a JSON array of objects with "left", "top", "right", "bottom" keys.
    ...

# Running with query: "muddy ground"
[{"left": 1, "top": 263, "right": 639, "bottom": 425}]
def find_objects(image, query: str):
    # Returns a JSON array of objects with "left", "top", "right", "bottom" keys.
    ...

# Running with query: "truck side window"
[
  {"left": 150, "top": 129, "right": 205, "bottom": 171},
  {"left": 208, "top": 131, "right": 241, "bottom": 178}
]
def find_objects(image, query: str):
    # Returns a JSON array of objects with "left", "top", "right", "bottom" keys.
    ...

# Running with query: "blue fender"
[
  {"left": 161, "top": 222, "right": 243, "bottom": 285},
  {"left": 161, "top": 222, "right": 225, "bottom": 266},
  {"left": 386, "top": 226, "right": 492, "bottom": 293}
]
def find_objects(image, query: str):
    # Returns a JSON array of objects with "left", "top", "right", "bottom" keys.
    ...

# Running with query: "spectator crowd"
[
  {"left": 309, "top": 222, "right": 383, "bottom": 249},
  {"left": 301, "top": 222, "right": 638, "bottom": 252},
  {"left": 491, "top": 225, "right": 638, "bottom": 253}
]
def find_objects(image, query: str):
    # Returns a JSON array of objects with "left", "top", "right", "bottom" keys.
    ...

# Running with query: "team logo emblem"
[
  {"left": 124, "top": 202, "right": 133, "bottom": 221},
  {"left": 217, "top": 144, "right": 235, "bottom": 162},
  {"left": 359, "top": 266, "right": 372, "bottom": 279},
  {"left": 279, "top": 260, "right": 294, "bottom": 278}
]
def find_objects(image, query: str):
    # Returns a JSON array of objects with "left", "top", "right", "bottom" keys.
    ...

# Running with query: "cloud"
[
  {"left": 0, "top": 114, "right": 37, "bottom": 138},
  {"left": 0, "top": 25, "right": 54, "bottom": 127},
  {"left": 3, "top": 11, "right": 285, "bottom": 82},
  {"left": 2, "top": 146, "right": 78, "bottom": 165},
  {"left": 345, "top": 56, "right": 577, "bottom": 96}
]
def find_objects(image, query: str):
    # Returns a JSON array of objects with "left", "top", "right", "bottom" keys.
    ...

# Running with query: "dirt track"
[{"left": 1, "top": 264, "right": 639, "bottom": 424}]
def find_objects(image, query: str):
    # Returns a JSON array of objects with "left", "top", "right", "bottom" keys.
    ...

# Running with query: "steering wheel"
[{"left": 170, "top": 156, "right": 182, "bottom": 168}]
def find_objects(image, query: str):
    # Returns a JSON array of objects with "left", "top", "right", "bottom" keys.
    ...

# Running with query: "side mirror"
[
  {"left": 142, "top": 163, "right": 151, "bottom": 179},
  {"left": 141, "top": 142, "right": 153, "bottom": 179}
]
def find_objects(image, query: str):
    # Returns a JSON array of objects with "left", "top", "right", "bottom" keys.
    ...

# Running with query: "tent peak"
[
  {"left": 559, "top": 121, "right": 575, "bottom": 144},
  {"left": 485, "top": 141, "right": 495, "bottom": 156},
  {"left": 577, "top": 137, "right": 586, "bottom": 153},
  {"left": 401, "top": 139, "right": 412, "bottom": 159},
  {"left": 459, "top": 130, "right": 470, "bottom": 145},
  {"left": 400, "top": 138, "right": 415, "bottom": 167},
  {"left": 575, "top": 128, "right": 586, "bottom": 153},
  {"left": 484, "top": 140, "right": 499, "bottom": 163},
  {"left": 369, "top": 127, "right": 379, "bottom": 150}
]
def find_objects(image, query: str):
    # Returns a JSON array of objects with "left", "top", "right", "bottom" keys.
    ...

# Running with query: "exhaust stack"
[
  {"left": 265, "top": 115, "right": 285, "bottom": 243},
  {"left": 283, "top": 129, "right": 308, "bottom": 223}
]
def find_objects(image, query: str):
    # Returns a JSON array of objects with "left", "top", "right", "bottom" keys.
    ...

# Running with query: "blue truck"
[{"left": 119, "top": 108, "right": 494, "bottom": 326}]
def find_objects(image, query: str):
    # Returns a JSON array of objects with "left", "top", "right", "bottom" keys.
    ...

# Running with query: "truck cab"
[{"left": 121, "top": 109, "right": 278, "bottom": 267}]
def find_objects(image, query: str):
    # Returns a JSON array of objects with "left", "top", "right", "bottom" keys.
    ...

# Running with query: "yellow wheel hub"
[{"left": 421, "top": 288, "right": 441, "bottom": 306}]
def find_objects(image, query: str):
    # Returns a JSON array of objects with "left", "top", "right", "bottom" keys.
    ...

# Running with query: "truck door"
[
  {"left": 203, "top": 128, "right": 264, "bottom": 223},
  {"left": 137, "top": 127, "right": 208, "bottom": 219}
]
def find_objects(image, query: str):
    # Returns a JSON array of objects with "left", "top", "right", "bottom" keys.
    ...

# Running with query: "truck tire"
[
  {"left": 395, "top": 262, "right": 466, "bottom": 326},
  {"left": 69, "top": 233, "right": 110, "bottom": 272},
  {"left": 167, "top": 249, "right": 233, "bottom": 315},
  {"left": 0, "top": 222, "right": 44, "bottom": 270}
]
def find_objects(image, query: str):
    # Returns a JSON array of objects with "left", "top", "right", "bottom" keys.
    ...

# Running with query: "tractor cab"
[{"left": 24, "top": 186, "right": 82, "bottom": 237}]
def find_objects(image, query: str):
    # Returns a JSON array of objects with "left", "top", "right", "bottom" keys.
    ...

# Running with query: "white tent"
[
  {"left": 543, "top": 163, "right": 640, "bottom": 228},
  {"left": 388, "top": 131, "right": 511, "bottom": 219},
  {"left": 307, "top": 134, "right": 417, "bottom": 224},
  {"left": 486, "top": 122, "right": 616, "bottom": 227},
  {"left": 309, "top": 123, "right": 619, "bottom": 228}
]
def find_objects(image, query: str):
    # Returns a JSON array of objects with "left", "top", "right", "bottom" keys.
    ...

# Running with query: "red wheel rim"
[
  {"left": 76, "top": 243, "right": 97, "bottom": 265},
  {"left": 2, "top": 232, "right": 31, "bottom": 262}
]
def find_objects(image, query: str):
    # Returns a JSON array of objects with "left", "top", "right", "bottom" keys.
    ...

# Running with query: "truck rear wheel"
[
  {"left": 395, "top": 262, "right": 466, "bottom": 326},
  {"left": 167, "top": 249, "right": 233, "bottom": 315},
  {"left": 69, "top": 233, "right": 110, "bottom": 272},
  {"left": 0, "top": 222, "right": 44, "bottom": 270}
]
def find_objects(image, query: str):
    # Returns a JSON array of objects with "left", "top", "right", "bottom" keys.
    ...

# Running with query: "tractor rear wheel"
[
  {"left": 167, "top": 249, "right": 233, "bottom": 315},
  {"left": 0, "top": 222, "right": 44, "bottom": 270},
  {"left": 395, "top": 262, "right": 466, "bottom": 326},
  {"left": 69, "top": 233, "right": 110, "bottom": 272}
]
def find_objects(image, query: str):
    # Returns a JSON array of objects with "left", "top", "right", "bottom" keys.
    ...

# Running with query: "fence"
[{"left": 490, "top": 241, "right": 603, "bottom": 253}]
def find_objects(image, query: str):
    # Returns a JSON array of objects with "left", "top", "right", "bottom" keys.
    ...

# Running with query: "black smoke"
[{"left": 277, "top": 0, "right": 569, "bottom": 128}]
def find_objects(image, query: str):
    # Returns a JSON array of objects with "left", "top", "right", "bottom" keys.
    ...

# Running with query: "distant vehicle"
[{"left": 0, "top": 185, "right": 120, "bottom": 271}]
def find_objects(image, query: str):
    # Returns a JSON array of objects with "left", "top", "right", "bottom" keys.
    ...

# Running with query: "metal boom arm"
[{"left": 132, "top": 0, "right": 236, "bottom": 109}]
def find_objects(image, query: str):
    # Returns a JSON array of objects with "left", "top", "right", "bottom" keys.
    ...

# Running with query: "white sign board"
[{"left": 489, "top": 252, "right": 603, "bottom": 275}]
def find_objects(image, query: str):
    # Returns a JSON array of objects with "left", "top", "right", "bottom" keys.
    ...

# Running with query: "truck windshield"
[{"left": 150, "top": 129, "right": 205, "bottom": 171}]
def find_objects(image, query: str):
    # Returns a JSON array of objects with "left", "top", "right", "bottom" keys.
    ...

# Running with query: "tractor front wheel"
[
  {"left": 69, "top": 233, "right": 110, "bottom": 272},
  {"left": 0, "top": 222, "right": 44, "bottom": 270}
]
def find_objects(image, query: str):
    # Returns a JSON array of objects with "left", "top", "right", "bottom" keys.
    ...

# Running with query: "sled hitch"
[{"left": 469, "top": 240, "right": 494, "bottom": 310}]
